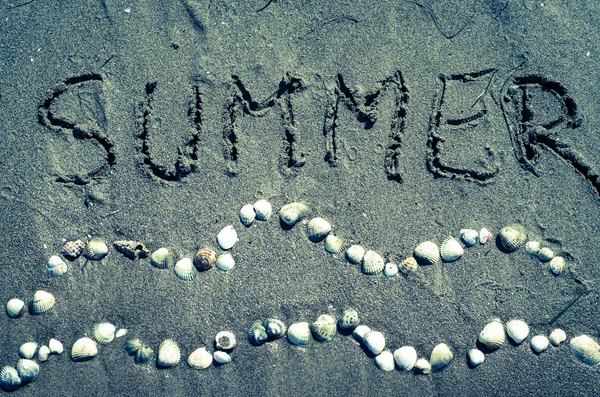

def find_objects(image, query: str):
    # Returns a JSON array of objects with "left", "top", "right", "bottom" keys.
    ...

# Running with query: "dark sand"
[{"left": 1, "top": 0, "right": 599, "bottom": 395}]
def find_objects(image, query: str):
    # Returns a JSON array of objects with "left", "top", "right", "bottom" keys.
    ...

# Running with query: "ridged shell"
[
  {"left": 38, "top": 346, "right": 50, "bottom": 362},
  {"left": 135, "top": 345, "right": 153, "bottom": 364},
  {"left": 530, "top": 335, "right": 549, "bottom": 354},
  {"left": 310, "top": 314, "right": 337, "bottom": 342},
  {"left": 338, "top": 308, "right": 360, "bottom": 331},
  {"left": 71, "top": 337, "right": 98, "bottom": 362},
  {"left": 525, "top": 241, "right": 541, "bottom": 256},
  {"left": 413, "top": 241, "right": 440, "bottom": 266},
  {"left": 217, "top": 225, "right": 238, "bottom": 250},
  {"left": 48, "top": 338, "right": 63, "bottom": 354},
  {"left": 460, "top": 229, "right": 479, "bottom": 247},
  {"left": 84, "top": 238, "right": 109, "bottom": 260},
  {"left": 248, "top": 321, "right": 268, "bottom": 346},
  {"left": 19, "top": 342, "right": 38, "bottom": 359},
  {"left": 537, "top": 247, "right": 554, "bottom": 262},
  {"left": 307, "top": 217, "right": 331, "bottom": 242},
  {"left": 6, "top": 298, "right": 25, "bottom": 318},
  {"left": 239, "top": 204, "right": 256, "bottom": 226},
  {"left": 46, "top": 255, "right": 68, "bottom": 277},
  {"left": 324, "top": 234, "right": 344, "bottom": 254},
  {"left": 498, "top": 224, "right": 527, "bottom": 252},
  {"left": 287, "top": 322, "right": 311, "bottom": 347},
  {"left": 16, "top": 359, "right": 39, "bottom": 383},
  {"left": 263, "top": 318, "right": 286, "bottom": 339},
  {"left": 93, "top": 322, "right": 116, "bottom": 344},
  {"left": 215, "top": 331, "right": 236, "bottom": 350},
  {"left": 505, "top": 320, "right": 529, "bottom": 344},
  {"left": 440, "top": 237, "right": 464, "bottom": 262},
  {"left": 253, "top": 199, "right": 272, "bottom": 221},
  {"left": 352, "top": 325, "right": 371, "bottom": 343},
  {"left": 361, "top": 251, "right": 385, "bottom": 275},
  {"left": 549, "top": 256, "right": 566, "bottom": 275},
  {"left": 549, "top": 329, "right": 567, "bottom": 346},
  {"left": 216, "top": 253, "right": 235, "bottom": 272},
  {"left": 0, "top": 366, "right": 21, "bottom": 391},
  {"left": 60, "top": 239, "right": 84, "bottom": 261},
  {"left": 399, "top": 257, "right": 418, "bottom": 274},
  {"left": 193, "top": 248, "right": 216, "bottom": 271},
  {"left": 150, "top": 248, "right": 174, "bottom": 269},
  {"left": 375, "top": 351, "right": 395, "bottom": 371},
  {"left": 414, "top": 358, "right": 431, "bottom": 374},
  {"left": 213, "top": 350, "right": 232, "bottom": 364},
  {"left": 393, "top": 346, "right": 417, "bottom": 371},
  {"left": 363, "top": 331, "right": 386, "bottom": 355},
  {"left": 430, "top": 343, "right": 453, "bottom": 372},
  {"left": 279, "top": 202, "right": 309, "bottom": 227},
  {"left": 125, "top": 339, "right": 142, "bottom": 355},
  {"left": 188, "top": 347, "right": 212, "bottom": 370},
  {"left": 345, "top": 245, "right": 365, "bottom": 264},
  {"left": 113, "top": 240, "right": 149, "bottom": 260},
  {"left": 468, "top": 348, "right": 485, "bottom": 367},
  {"left": 157, "top": 339, "right": 181, "bottom": 367},
  {"left": 478, "top": 320, "right": 505, "bottom": 349},
  {"left": 479, "top": 228, "right": 492, "bottom": 244},
  {"left": 570, "top": 335, "right": 600, "bottom": 366},
  {"left": 174, "top": 258, "right": 197, "bottom": 281},
  {"left": 30, "top": 290, "right": 55, "bottom": 315},
  {"left": 383, "top": 263, "right": 399, "bottom": 278}
]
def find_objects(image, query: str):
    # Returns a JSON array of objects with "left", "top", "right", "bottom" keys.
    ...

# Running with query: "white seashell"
[
  {"left": 479, "top": 228, "right": 492, "bottom": 244},
  {"left": 498, "top": 224, "right": 527, "bottom": 252},
  {"left": 549, "top": 329, "right": 567, "bottom": 346},
  {"left": 440, "top": 237, "right": 464, "bottom": 262},
  {"left": 253, "top": 199, "right": 272, "bottom": 221},
  {"left": 84, "top": 238, "right": 109, "bottom": 260},
  {"left": 478, "top": 320, "right": 505, "bottom": 349},
  {"left": 460, "top": 229, "right": 479, "bottom": 247},
  {"left": 345, "top": 245, "right": 365, "bottom": 264},
  {"left": 150, "top": 248, "right": 174, "bottom": 269},
  {"left": 71, "top": 337, "right": 98, "bottom": 362},
  {"left": 213, "top": 350, "right": 232, "bottom": 364},
  {"left": 393, "top": 346, "right": 417, "bottom": 371},
  {"left": 468, "top": 349, "right": 485, "bottom": 367},
  {"left": 525, "top": 241, "right": 540, "bottom": 256},
  {"left": 363, "top": 331, "right": 386, "bottom": 355},
  {"left": 352, "top": 325, "right": 371, "bottom": 343},
  {"left": 399, "top": 257, "right": 418, "bottom": 274},
  {"left": 215, "top": 331, "right": 237, "bottom": 350},
  {"left": 135, "top": 345, "right": 154, "bottom": 364},
  {"left": 93, "top": 322, "right": 116, "bottom": 344},
  {"left": 248, "top": 321, "right": 268, "bottom": 346},
  {"left": 217, "top": 225, "right": 238, "bottom": 250},
  {"left": 0, "top": 366, "right": 21, "bottom": 391},
  {"left": 46, "top": 255, "right": 68, "bottom": 277},
  {"left": 116, "top": 328, "right": 127, "bottom": 338},
  {"left": 287, "top": 322, "right": 311, "bottom": 347},
  {"left": 549, "top": 256, "right": 566, "bottom": 275},
  {"left": 570, "top": 335, "right": 600, "bottom": 366},
  {"left": 338, "top": 308, "right": 360, "bottom": 331},
  {"left": 38, "top": 345, "right": 50, "bottom": 362},
  {"left": 187, "top": 347, "right": 212, "bottom": 370},
  {"left": 263, "top": 318, "right": 286, "bottom": 340},
  {"left": 530, "top": 335, "right": 549, "bottom": 354},
  {"left": 361, "top": 251, "right": 385, "bottom": 275},
  {"left": 30, "top": 290, "right": 55, "bottom": 315},
  {"left": 6, "top": 298, "right": 26, "bottom": 318},
  {"left": 505, "top": 319, "right": 529, "bottom": 345},
  {"left": 413, "top": 241, "right": 440, "bottom": 266},
  {"left": 216, "top": 253, "right": 235, "bottom": 272},
  {"left": 49, "top": 338, "right": 64, "bottom": 354},
  {"left": 375, "top": 351, "right": 395, "bottom": 371},
  {"left": 324, "top": 234, "right": 344, "bottom": 254},
  {"left": 310, "top": 314, "right": 337, "bottom": 342},
  {"left": 174, "top": 258, "right": 198, "bottom": 280},
  {"left": 158, "top": 339, "right": 181, "bottom": 367},
  {"left": 16, "top": 359, "right": 39, "bottom": 383},
  {"left": 125, "top": 339, "right": 142, "bottom": 355},
  {"left": 414, "top": 358, "right": 431, "bottom": 375},
  {"left": 383, "top": 263, "right": 399, "bottom": 277},
  {"left": 430, "top": 343, "right": 453, "bottom": 372},
  {"left": 537, "top": 247, "right": 554, "bottom": 262},
  {"left": 279, "top": 202, "right": 309, "bottom": 227},
  {"left": 19, "top": 342, "right": 38, "bottom": 359},
  {"left": 307, "top": 217, "right": 332, "bottom": 242},
  {"left": 239, "top": 204, "right": 256, "bottom": 226}
]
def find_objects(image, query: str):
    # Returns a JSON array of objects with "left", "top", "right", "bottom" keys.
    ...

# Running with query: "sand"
[{"left": 0, "top": 0, "right": 599, "bottom": 395}]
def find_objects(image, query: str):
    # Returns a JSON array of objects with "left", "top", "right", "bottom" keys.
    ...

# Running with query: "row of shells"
[{"left": 5, "top": 290, "right": 55, "bottom": 318}]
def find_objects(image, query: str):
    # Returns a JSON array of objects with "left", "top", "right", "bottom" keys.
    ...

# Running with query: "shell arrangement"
[{"left": 1, "top": 201, "right": 597, "bottom": 392}]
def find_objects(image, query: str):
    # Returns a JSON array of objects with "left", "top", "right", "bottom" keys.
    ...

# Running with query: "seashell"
[
  {"left": 216, "top": 253, "right": 235, "bottom": 272},
  {"left": 549, "top": 329, "right": 567, "bottom": 346},
  {"left": 46, "top": 255, "right": 68, "bottom": 277},
  {"left": 71, "top": 337, "right": 98, "bottom": 362},
  {"left": 16, "top": 359, "right": 39, "bottom": 383},
  {"left": 0, "top": 366, "right": 21, "bottom": 391},
  {"left": 430, "top": 343, "right": 453, "bottom": 372},
  {"left": 570, "top": 335, "right": 600, "bottom": 366},
  {"left": 478, "top": 320, "right": 505, "bottom": 349},
  {"left": 60, "top": 239, "right": 84, "bottom": 261},
  {"left": 383, "top": 263, "right": 399, "bottom": 278},
  {"left": 213, "top": 350, "right": 232, "bottom": 364},
  {"left": 498, "top": 224, "right": 527, "bottom": 252},
  {"left": 324, "top": 234, "right": 344, "bottom": 254},
  {"left": 215, "top": 331, "right": 237, "bottom": 350},
  {"left": 413, "top": 241, "right": 440, "bottom": 266},
  {"left": 375, "top": 351, "right": 395, "bottom": 371},
  {"left": 248, "top": 321, "right": 268, "bottom": 346},
  {"left": 440, "top": 237, "right": 464, "bottom": 262},
  {"left": 135, "top": 345, "right": 154, "bottom": 364},
  {"left": 187, "top": 347, "right": 212, "bottom": 370},
  {"left": 253, "top": 199, "right": 272, "bottom": 221},
  {"left": 352, "top": 325, "right": 371, "bottom": 343},
  {"left": 363, "top": 331, "right": 386, "bottom": 355},
  {"left": 263, "top": 318, "right": 286, "bottom": 340},
  {"left": 113, "top": 240, "right": 150, "bottom": 260},
  {"left": 150, "top": 248, "right": 174, "bottom": 269},
  {"left": 116, "top": 328, "right": 127, "bottom": 338},
  {"left": 125, "top": 339, "right": 142, "bottom": 355},
  {"left": 537, "top": 247, "right": 554, "bottom": 262},
  {"left": 530, "top": 335, "right": 549, "bottom": 354},
  {"left": 306, "top": 217, "right": 331, "bottom": 242},
  {"left": 93, "top": 322, "right": 116, "bottom": 344},
  {"left": 287, "top": 322, "right": 311, "bottom": 347},
  {"left": 525, "top": 241, "right": 540, "bottom": 256},
  {"left": 338, "top": 308, "right": 360, "bottom": 331},
  {"left": 399, "top": 257, "right": 418, "bottom": 274},
  {"left": 38, "top": 346, "right": 50, "bottom": 362},
  {"left": 310, "top": 314, "right": 337, "bottom": 342},
  {"left": 193, "top": 248, "right": 216, "bottom": 272},
  {"left": 19, "top": 342, "right": 38, "bottom": 359},
  {"left": 468, "top": 349, "right": 485, "bottom": 367},
  {"left": 361, "top": 251, "right": 385, "bottom": 275},
  {"left": 48, "top": 338, "right": 63, "bottom": 354},
  {"left": 279, "top": 202, "right": 309, "bottom": 227},
  {"left": 345, "top": 245, "right": 365, "bottom": 264},
  {"left": 30, "top": 290, "right": 55, "bottom": 315},
  {"left": 6, "top": 298, "right": 26, "bottom": 318},
  {"left": 413, "top": 358, "right": 431, "bottom": 375},
  {"left": 460, "top": 229, "right": 479, "bottom": 247},
  {"left": 174, "top": 258, "right": 197, "bottom": 281},
  {"left": 479, "top": 228, "right": 493, "bottom": 244},
  {"left": 84, "top": 238, "right": 109, "bottom": 260},
  {"left": 549, "top": 256, "right": 566, "bottom": 275},
  {"left": 217, "top": 225, "right": 238, "bottom": 250},
  {"left": 239, "top": 204, "right": 256, "bottom": 226},
  {"left": 157, "top": 339, "right": 181, "bottom": 367},
  {"left": 505, "top": 319, "right": 529, "bottom": 345},
  {"left": 393, "top": 346, "right": 417, "bottom": 371}
]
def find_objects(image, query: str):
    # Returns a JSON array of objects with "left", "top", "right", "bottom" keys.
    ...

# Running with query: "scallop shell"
[
  {"left": 324, "top": 234, "right": 344, "bottom": 254},
  {"left": 215, "top": 331, "right": 236, "bottom": 350},
  {"left": 84, "top": 238, "right": 109, "bottom": 260},
  {"left": 213, "top": 350, "right": 232, "bottom": 364},
  {"left": 310, "top": 314, "right": 337, "bottom": 342},
  {"left": 478, "top": 320, "right": 505, "bottom": 349},
  {"left": 468, "top": 349, "right": 485, "bottom": 367},
  {"left": 0, "top": 366, "right": 21, "bottom": 391},
  {"left": 440, "top": 237, "right": 464, "bottom": 262},
  {"left": 338, "top": 308, "right": 360, "bottom": 331},
  {"left": 352, "top": 325, "right": 371, "bottom": 343},
  {"left": 113, "top": 240, "right": 150, "bottom": 260},
  {"left": 363, "top": 331, "right": 386, "bottom": 355},
  {"left": 498, "top": 224, "right": 527, "bottom": 252},
  {"left": 375, "top": 351, "right": 395, "bottom": 371},
  {"left": 537, "top": 247, "right": 554, "bottom": 262},
  {"left": 479, "top": 228, "right": 493, "bottom": 244},
  {"left": 188, "top": 347, "right": 212, "bottom": 370},
  {"left": 60, "top": 239, "right": 84, "bottom": 261},
  {"left": 193, "top": 248, "right": 216, "bottom": 271},
  {"left": 549, "top": 329, "right": 567, "bottom": 346},
  {"left": 399, "top": 257, "right": 418, "bottom": 274},
  {"left": 430, "top": 343, "right": 453, "bottom": 372},
  {"left": 30, "top": 290, "right": 55, "bottom": 315},
  {"left": 239, "top": 204, "right": 256, "bottom": 226},
  {"left": 306, "top": 217, "right": 332, "bottom": 242},
  {"left": 505, "top": 320, "right": 529, "bottom": 345},
  {"left": 71, "top": 337, "right": 98, "bottom": 362},
  {"left": 48, "top": 338, "right": 63, "bottom": 354},
  {"left": 19, "top": 342, "right": 38, "bottom": 359},
  {"left": 345, "top": 245, "right": 365, "bottom": 264},
  {"left": 525, "top": 241, "right": 541, "bottom": 256},
  {"left": 287, "top": 322, "right": 311, "bottom": 347},
  {"left": 264, "top": 318, "right": 286, "bottom": 340},
  {"left": 135, "top": 345, "right": 154, "bottom": 364},
  {"left": 549, "top": 256, "right": 566, "bottom": 275},
  {"left": 6, "top": 298, "right": 26, "bottom": 318},
  {"left": 248, "top": 321, "right": 268, "bottom": 346},
  {"left": 279, "top": 202, "right": 309, "bottom": 227},
  {"left": 174, "top": 258, "right": 197, "bottom": 281},
  {"left": 125, "top": 338, "right": 142, "bottom": 355},
  {"left": 46, "top": 255, "right": 68, "bottom": 277},
  {"left": 459, "top": 229, "right": 479, "bottom": 247},
  {"left": 157, "top": 339, "right": 181, "bottom": 367},
  {"left": 383, "top": 263, "right": 399, "bottom": 277},
  {"left": 216, "top": 253, "right": 235, "bottom": 272},
  {"left": 570, "top": 335, "right": 600, "bottom": 366},
  {"left": 414, "top": 358, "right": 432, "bottom": 375},
  {"left": 93, "top": 322, "right": 116, "bottom": 344},
  {"left": 393, "top": 346, "right": 417, "bottom": 371},
  {"left": 16, "top": 359, "right": 39, "bottom": 383},
  {"left": 38, "top": 346, "right": 50, "bottom": 362},
  {"left": 413, "top": 241, "right": 440, "bottom": 266},
  {"left": 361, "top": 251, "right": 385, "bottom": 275},
  {"left": 217, "top": 225, "right": 238, "bottom": 250},
  {"left": 253, "top": 199, "right": 272, "bottom": 221},
  {"left": 150, "top": 248, "right": 174, "bottom": 269},
  {"left": 530, "top": 335, "right": 549, "bottom": 354}
]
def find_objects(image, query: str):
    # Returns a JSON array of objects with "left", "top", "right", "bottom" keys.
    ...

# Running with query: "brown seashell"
[
  {"left": 113, "top": 241, "right": 150, "bottom": 260},
  {"left": 60, "top": 240, "right": 85, "bottom": 261},
  {"left": 193, "top": 248, "right": 216, "bottom": 271},
  {"left": 399, "top": 257, "right": 419, "bottom": 274}
]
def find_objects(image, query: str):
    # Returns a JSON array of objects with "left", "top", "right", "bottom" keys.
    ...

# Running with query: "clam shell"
[
  {"left": 60, "top": 239, "right": 84, "bottom": 261},
  {"left": 287, "top": 322, "right": 311, "bottom": 347},
  {"left": 361, "top": 251, "right": 385, "bottom": 275},
  {"left": 310, "top": 314, "right": 337, "bottom": 342},
  {"left": 84, "top": 238, "right": 109, "bottom": 260},
  {"left": 393, "top": 346, "right": 417, "bottom": 371},
  {"left": 248, "top": 321, "right": 268, "bottom": 346},
  {"left": 430, "top": 343, "right": 453, "bottom": 372},
  {"left": 216, "top": 253, "right": 235, "bottom": 272},
  {"left": 239, "top": 204, "right": 256, "bottom": 226},
  {"left": 116, "top": 328, "right": 127, "bottom": 338},
  {"left": 19, "top": 342, "right": 38, "bottom": 359},
  {"left": 383, "top": 263, "right": 399, "bottom": 277},
  {"left": 440, "top": 237, "right": 464, "bottom": 262},
  {"left": 338, "top": 308, "right": 360, "bottom": 331},
  {"left": 38, "top": 346, "right": 50, "bottom": 362},
  {"left": 525, "top": 241, "right": 540, "bottom": 256},
  {"left": 498, "top": 224, "right": 527, "bottom": 252},
  {"left": 324, "top": 234, "right": 344, "bottom": 254},
  {"left": 193, "top": 248, "right": 216, "bottom": 271},
  {"left": 307, "top": 217, "right": 331, "bottom": 242},
  {"left": 125, "top": 339, "right": 142, "bottom": 355},
  {"left": 530, "top": 335, "right": 549, "bottom": 354},
  {"left": 279, "top": 202, "right": 309, "bottom": 227},
  {"left": 93, "top": 322, "right": 116, "bottom": 344},
  {"left": 113, "top": 240, "right": 149, "bottom": 260},
  {"left": 549, "top": 256, "right": 566, "bottom": 275},
  {"left": 549, "top": 329, "right": 567, "bottom": 346},
  {"left": 48, "top": 338, "right": 63, "bottom": 354},
  {"left": 505, "top": 320, "right": 529, "bottom": 345},
  {"left": 253, "top": 199, "right": 272, "bottom": 221},
  {"left": 30, "top": 290, "right": 55, "bottom": 315},
  {"left": 150, "top": 248, "right": 174, "bottom": 269},
  {"left": 478, "top": 320, "right": 505, "bottom": 349},
  {"left": 135, "top": 345, "right": 154, "bottom": 364},
  {"left": 188, "top": 347, "right": 212, "bottom": 370},
  {"left": 0, "top": 366, "right": 21, "bottom": 391},
  {"left": 47, "top": 255, "right": 68, "bottom": 277},
  {"left": 459, "top": 229, "right": 479, "bottom": 247},
  {"left": 263, "top": 318, "right": 286, "bottom": 340},
  {"left": 345, "top": 245, "right": 365, "bottom": 264},
  {"left": 352, "top": 325, "right": 371, "bottom": 343},
  {"left": 363, "top": 331, "right": 385, "bottom": 355},
  {"left": 16, "top": 359, "right": 39, "bottom": 383},
  {"left": 213, "top": 350, "right": 232, "bottom": 364},
  {"left": 6, "top": 298, "right": 26, "bottom": 318},
  {"left": 215, "top": 331, "right": 236, "bottom": 350},
  {"left": 217, "top": 225, "right": 238, "bottom": 250},
  {"left": 537, "top": 247, "right": 554, "bottom": 262},
  {"left": 414, "top": 358, "right": 432, "bottom": 375},
  {"left": 413, "top": 241, "right": 440, "bottom": 266},
  {"left": 479, "top": 228, "right": 492, "bottom": 244},
  {"left": 375, "top": 351, "right": 395, "bottom": 371},
  {"left": 399, "top": 257, "right": 418, "bottom": 274},
  {"left": 468, "top": 349, "right": 485, "bottom": 367},
  {"left": 174, "top": 258, "right": 197, "bottom": 281},
  {"left": 157, "top": 339, "right": 181, "bottom": 367},
  {"left": 570, "top": 335, "right": 600, "bottom": 366},
  {"left": 71, "top": 337, "right": 98, "bottom": 362}
]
